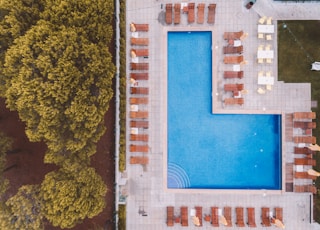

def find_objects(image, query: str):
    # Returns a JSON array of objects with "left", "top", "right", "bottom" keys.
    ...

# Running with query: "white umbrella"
[
  {"left": 219, "top": 215, "right": 228, "bottom": 226},
  {"left": 274, "top": 219, "right": 285, "bottom": 229},
  {"left": 308, "top": 144, "right": 320, "bottom": 151},
  {"left": 308, "top": 169, "right": 320, "bottom": 177},
  {"left": 192, "top": 216, "right": 200, "bottom": 226}
]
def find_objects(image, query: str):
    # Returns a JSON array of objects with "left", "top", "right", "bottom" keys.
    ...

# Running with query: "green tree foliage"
[
  {"left": 0, "top": 131, "right": 12, "bottom": 196},
  {"left": 4, "top": 185, "right": 43, "bottom": 230},
  {"left": 41, "top": 164, "right": 107, "bottom": 229}
]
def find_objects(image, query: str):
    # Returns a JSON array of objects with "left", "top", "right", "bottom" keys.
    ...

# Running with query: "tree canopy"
[{"left": 0, "top": 131, "right": 12, "bottom": 197}]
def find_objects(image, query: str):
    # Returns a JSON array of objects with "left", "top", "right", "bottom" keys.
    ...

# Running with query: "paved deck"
[{"left": 122, "top": 0, "right": 320, "bottom": 229}]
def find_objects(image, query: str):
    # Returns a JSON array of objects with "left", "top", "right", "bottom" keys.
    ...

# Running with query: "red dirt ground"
[{"left": 0, "top": 89, "right": 116, "bottom": 230}]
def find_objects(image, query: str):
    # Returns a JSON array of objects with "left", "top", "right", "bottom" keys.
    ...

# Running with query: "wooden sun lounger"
[
  {"left": 236, "top": 207, "right": 245, "bottom": 227},
  {"left": 294, "top": 147, "right": 315, "bottom": 155},
  {"left": 129, "top": 144, "right": 149, "bottom": 153},
  {"left": 294, "top": 185, "right": 317, "bottom": 194},
  {"left": 247, "top": 207, "right": 257, "bottom": 228},
  {"left": 181, "top": 206, "right": 188, "bottom": 226},
  {"left": 195, "top": 206, "right": 203, "bottom": 226},
  {"left": 211, "top": 207, "right": 219, "bottom": 227},
  {"left": 224, "top": 71, "right": 244, "bottom": 79},
  {"left": 130, "top": 120, "right": 148, "bottom": 128},
  {"left": 174, "top": 3, "right": 181, "bottom": 24},
  {"left": 293, "top": 112, "right": 316, "bottom": 120},
  {"left": 223, "top": 55, "right": 244, "bottom": 64},
  {"left": 130, "top": 37, "right": 149, "bottom": 46},
  {"left": 293, "top": 136, "right": 316, "bottom": 144},
  {"left": 130, "top": 111, "right": 148, "bottom": 119},
  {"left": 224, "top": 98, "right": 244, "bottom": 106},
  {"left": 166, "top": 4, "right": 173, "bottom": 24},
  {"left": 130, "top": 134, "right": 148, "bottom": 142},
  {"left": 261, "top": 207, "right": 271, "bottom": 227},
  {"left": 224, "top": 84, "right": 244, "bottom": 92},
  {"left": 131, "top": 23, "right": 149, "bottom": 32},
  {"left": 130, "top": 63, "right": 149, "bottom": 70},
  {"left": 223, "top": 45, "right": 244, "bottom": 54},
  {"left": 224, "top": 30, "right": 244, "bottom": 40},
  {"left": 131, "top": 49, "right": 149, "bottom": 57},
  {"left": 207, "top": 4, "right": 216, "bottom": 24},
  {"left": 130, "top": 156, "right": 149, "bottom": 164},
  {"left": 130, "top": 73, "right": 148, "bottom": 80},
  {"left": 294, "top": 121, "right": 316, "bottom": 129},
  {"left": 130, "top": 97, "right": 148, "bottom": 104},
  {"left": 188, "top": 3, "right": 195, "bottom": 24},
  {"left": 130, "top": 87, "right": 149, "bottom": 95},
  {"left": 167, "top": 206, "right": 174, "bottom": 226},
  {"left": 294, "top": 158, "right": 316, "bottom": 166},
  {"left": 197, "top": 3, "right": 205, "bottom": 24},
  {"left": 224, "top": 207, "right": 232, "bottom": 227},
  {"left": 294, "top": 172, "right": 317, "bottom": 180}
]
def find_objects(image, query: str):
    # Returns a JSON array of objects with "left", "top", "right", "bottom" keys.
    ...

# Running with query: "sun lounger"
[
  {"left": 293, "top": 136, "right": 316, "bottom": 144},
  {"left": 130, "top": 23, "right": 149, "bottom": 32},
  {"left": 167, "top": 206, "right": 174, "bottom": 226},
  {"left": 211, "top": 207, "right": 219, "bottom": 227},
  {"left": 223, "top": 55, "right": 244, "bottom": 64},
  {"left": 130, "top": 111, "right": 148, "bottom": 119},
  {"left": 207, "top": 4, "right": 216, "bottom": 24},
  {"left": 294, "top": 158, "right": 316, "bottom": 166},
  {"left": 130, "top": 134, "right": 148, "bottom": 142},
  {"left": 130, "top": 37, "right": 149, "bottom": 46},
  {"left": 223, "top": 45, "right": 244, "bottom": 54},
  {"left": 294, "top": 147, "right": 315, "bottom": 155},
  {"left": 166, "top": 4, "right": 173, "bottom": 24},
  {"left": 188, "top": 3, "right": 195, "bottom": 23},
  {"left": 130, "top": 73, "right": 148, "bottom": 80},
  {"left": 130, "top": 87, "right": 149, "bottom": 95},
  {"left": 130, "top": 120, "right": 149, "bottom": 128},
  {"left": 224, "top": 98, "right": 244, "bottom": 106},
  {"left": 224, "top": 31, "right": 244, "bottom": 40},
  {"left": 130, "top": 97, "right": 148, "bottom": 104},
  {"left": 130, "top": 63, "right": 149, "bottom": 71},
  {"left": 293, "top": 112, "right": 316, "bottom": 120},
  {"left": 181, "top": 206, "right": 188, "bottom": 226},
  {"left": 130, "top": 156, "right": 149, "bottom": 164},
  {"left": 294, "top": 121, "right": 316, "bottom": 129},
  {"left": 224, "top": 84, "right": 244, "bottom": 92},
  {"left": 224, "top": 71, "right": 244, "bottom": 79},
  {"left": 129, "top": 144, "right": 149, "bottom": 153},
  {"left": 294, "top": 172, "right": 317, "bottom": 180},
  {"left": 236, "top": 207, "right": 245, "bottom": 227},
  {"left": 131, "top": 49, "right": 149, "bottom": 57},
  {"left": 174, "top": 3, "right": 181, "bottom": 24},
  {"left": 261, "top": 207, "right": 271, "bottom": 227},
  {"left": 294, "top": 185, "right": 317, "bottom": 194},
  {"left": 247, "top": 207, "right": 257, "bottom": 227},
  {"left": 197, "top": 3, "right": 205, "bottom": 24},
  {"left": 272, "top": 207, "right": 283, "bottom": 223},
  {"left": 195, "top": 206, "right": 203, "bottom": 226},
  {"left": 224, "top": 207, "right": 232, "bottom": 227}
]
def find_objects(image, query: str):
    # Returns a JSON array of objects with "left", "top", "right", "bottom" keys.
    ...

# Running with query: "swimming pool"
[{"left": 167, "top": 31, "right": 282, "bottom": 190}]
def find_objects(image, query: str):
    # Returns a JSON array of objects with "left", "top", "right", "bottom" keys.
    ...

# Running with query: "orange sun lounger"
[
  {"left": 130, "top": 37, "right": 149, "bottom": 46},
  {"left": 130, "top": 111, "right": 148, "bottom": 119},
  {"left": 130, "top": 120, "right": 149, "bottom": 128},
  {"left": 211, "top": 207, "right": 219, "bottom": 227},
  {"left": 130, "top": 134, "right": 148, "bottom": 142},
  {"left": 131, "top": 49, "right": 149, "bottom": 57},
  {"left": 197, "top": 3, "right": 205, "bottom": 24},
  {"left": 236, "top": 207, "right": 245, "bottom": 227},
  {"left": 294, "top": 185, "right": 317, "bottom": 194},
  {"left": 223, "top": 45, "right": 244, "bottom": 54},
  {"left": 130, "top": 23, "right": 149, "bottom": 32},
  {"left": 247, "top": 207, "right": 257, "bottom": 227},
  {"left": 261, "top": 207, "right": 271, "bottom": 227},
  {"left": 130, "top": 63, "right": 149, "bottom": 70},
  {"left": 224, "top": 98, "right": 244, "bottom": 106},
  {"left": 223, "top": 55, "right": 244, "bottom": 64},
  {"left": 294, "top": 172, "right": 317, "bottom": 180},
  {"left": 294, "top": 121, "right": 316, "bottom": 129},
  {"left": 167, "top": 206, "right": 174, "bottom": 226},
  {"left": 223, "top": 30, "right": 244, "bottom": 40},
  {"left": 293, "top": 112, "right": 316, "bottom": 120},
  {"left": 207, "top": 4, "right": 216, "bottom": 24},
  {"left": 224, "top": 84, "right": 244, "bottom": 92},
  {"left": 181, "top": 206, "right": 188, "bottom": 226},
  {"left": 195, "top": 206, "right": 203, "bottom": 226},
  {"left": 166, "top": 4, "right": 173, "bottom": 24},
  {"left": 130, "top": 97, "right": 149, "bottom": 104},
  {"left": 129, "top": 144, "right": 148, "bottom": 153},
  {"left": 293, "top": 136, "right": 316, "bottom": 144},
  {"left": 224, "top": 71, "right": 244, "bottom": 79},
  {"left": 188, "top": 3, "right": 195, "bottom": 23},
  {"left": 130, "top": 156, "right": 149, "bottom": 164},
  {"left": 174, "top": 3, "right": 181, "bottom": 24},
  {"left": 294, "top": 147, "right": 315, "bottom": 155},
  {"left": 294, "top": 158, "right": 316, "bottom": 166},
  {"left": 130, "top": 73, "right": 149, "bottom": 80},
  {"left": 224, "top": 206, "right": 232, "bottom": 227},
  {"left": 130, "top": 87, "right": 149, "bottom": 95}
]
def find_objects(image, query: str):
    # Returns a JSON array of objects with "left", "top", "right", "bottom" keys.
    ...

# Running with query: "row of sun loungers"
[
  {"left": 167, "top": 206, "right": 283, "bottom": 227},
  {"left": 165, "top": 3, "right": 216, "bottom": 25}
]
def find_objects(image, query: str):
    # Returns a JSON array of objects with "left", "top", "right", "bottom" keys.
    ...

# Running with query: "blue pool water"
[{"left": 167, "top": 31, "right": 282, "bottom": 190}]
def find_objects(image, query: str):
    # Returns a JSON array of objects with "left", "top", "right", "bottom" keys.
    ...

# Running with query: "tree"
[
  {"left": 0, "top": 131, "right": 12, "bottom": 197},
  {"left": 41, "top": 164, "right": 107, "bottom": 229}
]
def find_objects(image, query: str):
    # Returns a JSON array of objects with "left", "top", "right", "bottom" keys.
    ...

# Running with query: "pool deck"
[{"left": 122, "top": 0, "right": 320, "bottom": 229}]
